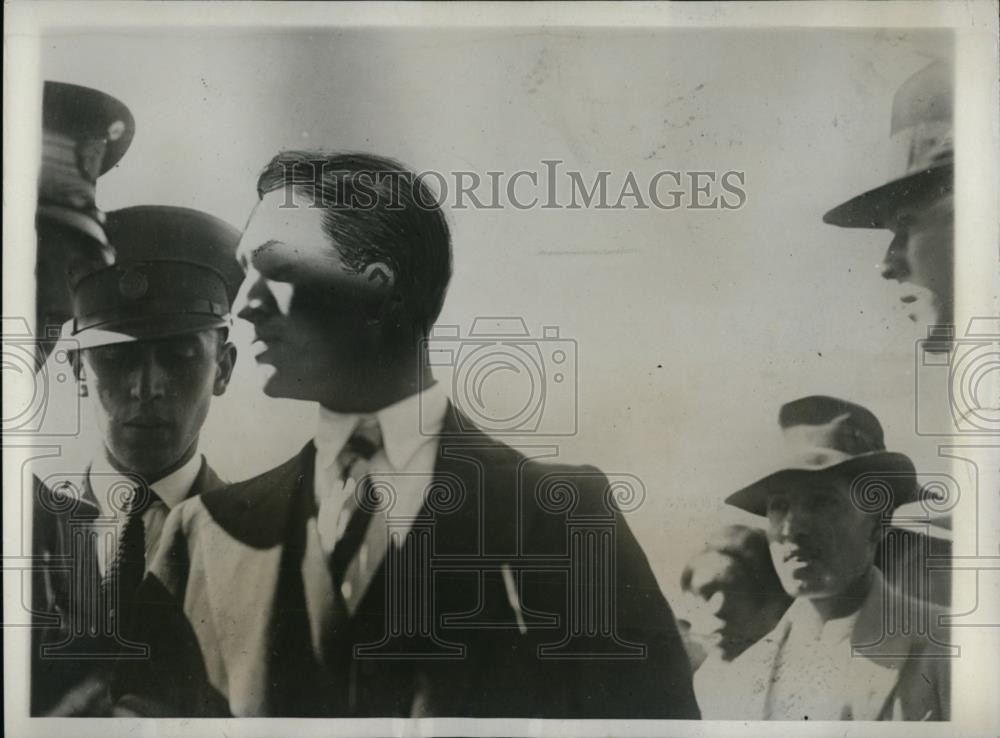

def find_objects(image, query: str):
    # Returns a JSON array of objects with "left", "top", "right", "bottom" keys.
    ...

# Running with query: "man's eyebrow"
[{"left": 252, "top": 239, "right": 284, "bottom": 259}]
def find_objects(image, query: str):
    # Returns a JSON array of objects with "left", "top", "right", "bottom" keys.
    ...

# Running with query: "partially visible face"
[
  {"left": 77, "top": 330, "right": 235, "bottom": 479},
  {"left": 882, "top": 191, "right": 954, "bottom": 328},
  {"left": 35, "top": 220, "right": 108, "bottom": 363},
  {"left": 766, "top": 477, "right": 878, "bottom": 600},
  {"left": 684, "top": 551, "right": 776, "bottom": 661},
  {"left": 234, "top": 189, "right": 387, "bottom": 408}
]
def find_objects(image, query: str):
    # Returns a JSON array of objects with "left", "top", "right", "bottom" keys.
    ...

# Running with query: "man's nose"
[
  {"left": 773, "top": 508, "right": 808, "bottom": 542},
  {"left": 880, "top": 230, "right": 912, "bottom": 282},
  {"left": 706, "top": 591, "right": 729, "bottom": 618},
  {"left": 129, "top": 352, "right": 167, "bottom": 402},
  {"left": 234, "top": 268, "right": 271, "bottom": 322}
]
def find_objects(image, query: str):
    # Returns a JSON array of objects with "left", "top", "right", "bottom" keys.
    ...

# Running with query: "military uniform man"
[
  {"left": 702, "top": 396, "right": 951, "bottom": 721},
  {"left": 31, "top": 205, "right": 243, "bottom": 715},
  {"left": 34, "top": 81, "right": 134, "bottom": 360},
  {"left": 29, "top": 80, "right": 133, "bottom": 716},
  {"left": 824, "top": 60, "right": 954, "bottom": 349}
]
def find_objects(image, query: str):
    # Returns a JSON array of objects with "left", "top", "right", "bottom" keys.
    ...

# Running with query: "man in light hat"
[
  {"left": 824, "top": 60, "right": 954, "bottom": 349},
  {"left": 701, "top": 396, "right": 951, "bottom": 721},
  {"left": 34, "top": 81, "right": 134, "bottom": 361},
  {"left": 31, "top": 205, "right": 242, "bottom": 715}
]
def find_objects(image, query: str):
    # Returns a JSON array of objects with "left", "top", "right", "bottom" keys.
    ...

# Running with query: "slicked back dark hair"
[{"left": 256, "top": 151, "right": 452, "bottom": 337}]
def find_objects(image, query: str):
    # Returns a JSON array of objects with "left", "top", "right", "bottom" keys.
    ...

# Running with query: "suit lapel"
[
  {"left": 845, "top": 572, "right": 912, "bottom": 720},
  {"left": 189, "top": 459, "right": 224, "bottom": 498}
]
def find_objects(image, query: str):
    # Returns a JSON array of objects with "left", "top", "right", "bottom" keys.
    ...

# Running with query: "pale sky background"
[{"left": 29, "top": 26, "right": 957, "bottom": 603}]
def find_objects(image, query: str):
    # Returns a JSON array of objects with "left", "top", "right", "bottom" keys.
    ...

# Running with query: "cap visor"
[
  {"left": 725, "top": 452, "right": 918, "bottom": 516},
  {"left": 62, "top": 314, "right": 230, "bottom": 350},
  {"left": 823, "top": 164, "right": 952, "bottom": 229}
]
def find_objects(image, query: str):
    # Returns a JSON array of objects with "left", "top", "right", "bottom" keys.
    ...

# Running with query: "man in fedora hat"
[
  {"left": 34, "top": 81, "right": 135, "bottom": 361},
  {"left": 31, "top": 205, "right": 242, "bottom": 715},
  {"left": 824, "top": 60, "right": 954, "bottom": 349},
  {"left": 699, "top": 396, "right": 951, "bottom": 721}
]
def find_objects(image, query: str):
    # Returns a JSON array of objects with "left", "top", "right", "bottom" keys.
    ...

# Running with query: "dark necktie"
[
  {"left": 103, "top": 484, "right": 159, "bottom": 635},
  {"left": 327, "top": 418, "right": 383, "bottom": 590}
]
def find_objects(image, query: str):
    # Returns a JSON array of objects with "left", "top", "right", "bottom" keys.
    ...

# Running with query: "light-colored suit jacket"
[{"left": 698, "top": 569, "right": 952, "bottom": 721}]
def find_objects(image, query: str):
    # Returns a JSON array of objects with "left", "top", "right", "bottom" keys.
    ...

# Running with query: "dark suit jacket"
[
  {"left": 30, "top": 459, "right": 223, "bottom": 715},
  {"left": 122, "top": 406, "right": 699, "bottom": 718}
]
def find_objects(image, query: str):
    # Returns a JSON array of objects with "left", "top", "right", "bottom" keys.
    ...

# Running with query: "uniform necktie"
[{"left": 103, "top": 484, "right": 160, "bottom": 636}]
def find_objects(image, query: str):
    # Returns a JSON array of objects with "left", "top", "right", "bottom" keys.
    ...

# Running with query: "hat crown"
[
  {"left": 822, "top": 58, "right": 953, "bottom": 229},
  {"left": 890, "top": 59, "right": 953, "bottom": 135},
  {"left": 889, "top": 60, "right": 954, "bottom": 176},
  {"left": 724, "top": 396, "right": 917, "bottom": 516},
  {"left": 68, "top": 206, "right": 244, "bottom": 347},
  {"left": 103, "top": 205, "right": 244, "bottom": 300},
  {"left": 778, "top": 395, "right": 886, "bottom": 459}
]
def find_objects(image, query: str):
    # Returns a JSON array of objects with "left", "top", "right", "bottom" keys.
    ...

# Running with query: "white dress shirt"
[
  {"left": 91, "top": 451, "right": 204, "bottom": 577},
  {"left": 313, "top": 381, "right": 448, "bottom": 548},
  {"left": 763, "top": 586, "right": 864, "bottom": 720},
  {"left": 311, "top": 382, "right": 448, "bottom": 613}
]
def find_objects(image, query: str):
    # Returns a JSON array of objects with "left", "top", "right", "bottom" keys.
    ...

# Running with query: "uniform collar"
[
  {"left": 92, "top": 449, "right": 204, "bottom": 517},
  {"left": 315, "top": 380, "right": 448, "bottom": 470}
]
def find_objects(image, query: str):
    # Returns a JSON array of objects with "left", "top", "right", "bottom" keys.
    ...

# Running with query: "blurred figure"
[
  {"left": 34, "top": 81, "right": 134, "bottom": 361},
  {"left": 681, "top": 525, "right": 791, "bottom": 665},
  {"left": 824, "top": 60, "right": 954, "bottom": 351},
  {"left": 29, "top": 80, "right": 133, "bottom": 716}
]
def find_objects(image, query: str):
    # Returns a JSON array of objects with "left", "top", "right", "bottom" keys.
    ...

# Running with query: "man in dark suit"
[
  {"left": 123, "top": 151, "right": 699, "bottom": 718},
  {"left": 32, "top": 205, "right": 243, "bottom": 715}
]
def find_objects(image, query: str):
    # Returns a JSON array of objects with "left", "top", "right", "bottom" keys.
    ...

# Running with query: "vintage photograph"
[{"left": 3, "top": 2, "right": 998, "bottom": 736}]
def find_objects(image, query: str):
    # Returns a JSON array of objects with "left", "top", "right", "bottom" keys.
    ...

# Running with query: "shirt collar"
[
  {"left": 92, "top": 450, "right": 204, "bottom": 517},
  {"left": 315, "top": 381, "right": 449, "bottom": 470},
  {"left": 783, "top": 568, "right": 879, "bottom": 644}
]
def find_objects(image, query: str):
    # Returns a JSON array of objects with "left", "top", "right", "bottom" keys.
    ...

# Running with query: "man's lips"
[
  {"left": 781, "top": 547, "right": 820, "bottom": 564},
  {"left": 124, "top": 417, "right": 172, "bottom": 429}
]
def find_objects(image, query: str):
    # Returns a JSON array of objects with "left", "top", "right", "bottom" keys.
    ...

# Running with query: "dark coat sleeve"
[{"left": 516, "top": 463, "right": 700, "bottom": 719}]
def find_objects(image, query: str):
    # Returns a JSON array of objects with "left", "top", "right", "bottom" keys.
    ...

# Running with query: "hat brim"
[
  {"left": 62, "top": 313, "right": 230, "bottom": 350},
  {"left": 822, "top": 163, "right": 952, "bottom": 229},
  {"left": 725, "top": 451, "right": 918, "bottom": 517}
]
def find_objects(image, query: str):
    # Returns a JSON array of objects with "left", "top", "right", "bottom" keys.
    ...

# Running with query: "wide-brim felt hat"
[
  {"left": 823, "top": 59, "right": 953, "bottom": 229},
  {"left": 725, "top": 395, "right": 919, "bottom": 517}
]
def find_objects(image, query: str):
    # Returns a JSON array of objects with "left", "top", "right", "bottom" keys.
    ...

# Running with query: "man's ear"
[
  {"left": 213, "top": 341, "right": 237, "bottom": 396},
  {"left": 68, "top": 349, "right": 89, "bottom": 397},
  {"left": 867, "top": 514, "right": 887, "bottom": 544},
  {"left": 362, "top": 261, "right": 395, "bottom": 292}
]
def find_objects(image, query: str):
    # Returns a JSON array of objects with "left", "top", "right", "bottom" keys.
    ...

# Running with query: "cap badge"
[
  {"left": 118, "top": 267, "right": 149, "bottom": 300},
  {"left": 107, "top": 120, "right": 126, "bottom": 142}
]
